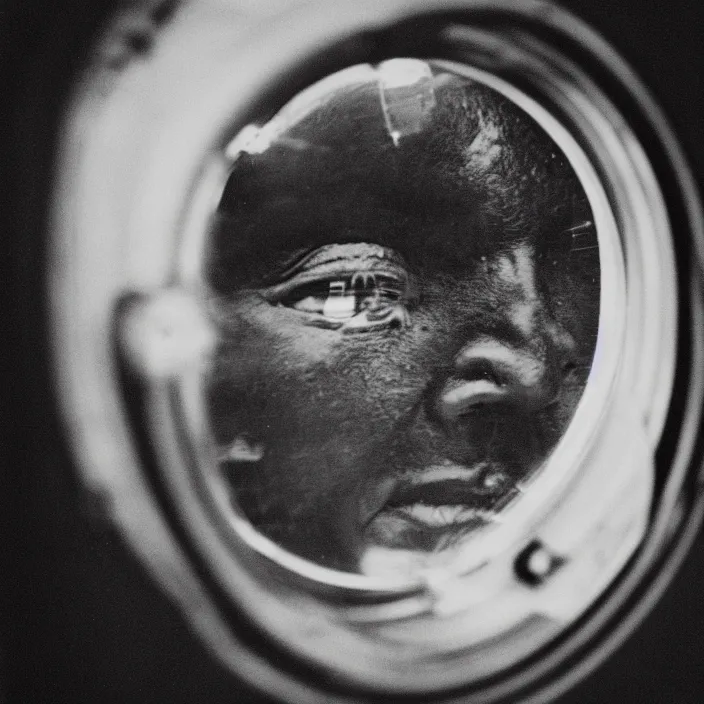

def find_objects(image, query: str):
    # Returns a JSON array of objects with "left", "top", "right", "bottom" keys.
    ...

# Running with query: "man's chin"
[{"left": 358, "top": 534, "right": 488, "bottom": 581}]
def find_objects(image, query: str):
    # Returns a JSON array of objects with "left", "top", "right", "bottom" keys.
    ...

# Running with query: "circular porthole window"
[
  {"left": 51, "top": 1, "right": 704, "bottom": 702},
  {"left": 204, "top": 58, "right": 608, "bottom": 583}
]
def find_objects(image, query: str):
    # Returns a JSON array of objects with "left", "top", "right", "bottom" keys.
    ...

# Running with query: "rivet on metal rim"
[{"left": 515, "top": 540, "right": 566, "bottom": 586}]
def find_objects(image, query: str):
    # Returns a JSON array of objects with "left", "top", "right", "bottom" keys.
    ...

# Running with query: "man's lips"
[
  {"left": 386, "top": 461, "right": 513, "bottom": 507},
  {"left": 387, "top": 504, "right": 499, "bottom": 528},
  {"left": 363, "top": 461, "right": 518, "bottom": 550},
  {"left": 385, "top": 468, "right": 512, "bottom": 508}
]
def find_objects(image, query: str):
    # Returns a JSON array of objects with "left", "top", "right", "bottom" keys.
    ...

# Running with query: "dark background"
[{"left": 4, "top": 0, "right": 704, "bottom": 702}]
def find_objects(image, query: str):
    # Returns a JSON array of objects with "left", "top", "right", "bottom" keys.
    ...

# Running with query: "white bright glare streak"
[
  {"left": 225, "top": 123, "right": 272, "bottom": 158},
  {"left": 378, "top": 58, "right": 432, "bottom": 88}
]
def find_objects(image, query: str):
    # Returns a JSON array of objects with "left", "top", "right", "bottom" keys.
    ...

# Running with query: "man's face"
[{"left": 205, "top": 66, "right": 600, "bottom": 574}]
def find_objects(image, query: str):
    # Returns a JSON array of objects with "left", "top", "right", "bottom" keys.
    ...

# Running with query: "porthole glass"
[{"left": 203, "top": 59, "right": 602, "bottom": 578}]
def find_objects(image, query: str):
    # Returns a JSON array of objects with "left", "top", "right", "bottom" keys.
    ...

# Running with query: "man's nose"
[{"left": 436, "top": 323, "right": 577, "bottom": 422}]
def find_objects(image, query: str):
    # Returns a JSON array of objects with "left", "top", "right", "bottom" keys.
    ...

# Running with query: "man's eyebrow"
[{"left": 271, "top": 243, "right": 408, "bottom": 281}]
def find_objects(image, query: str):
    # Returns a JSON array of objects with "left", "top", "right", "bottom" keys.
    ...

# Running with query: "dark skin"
[{"left": 205, "top": 65, "right": 599, "bottom": 573}]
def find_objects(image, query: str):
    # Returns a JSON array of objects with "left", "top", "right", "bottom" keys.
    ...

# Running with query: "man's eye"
[{"left": 280, "top": 274, "right": 405, "bottom": 320}]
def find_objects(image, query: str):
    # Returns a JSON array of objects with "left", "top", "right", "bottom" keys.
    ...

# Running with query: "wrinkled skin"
[{"left": 204, "top": 65, "right": 600, "bottom": 573}]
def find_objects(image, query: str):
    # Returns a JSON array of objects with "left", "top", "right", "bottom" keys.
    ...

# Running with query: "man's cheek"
[
  {"left": 208, "top": 337, "right": 375, "bottom": 456},
  {"left": 208, "top": 301, "right": 337, "bottom": 418}
]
